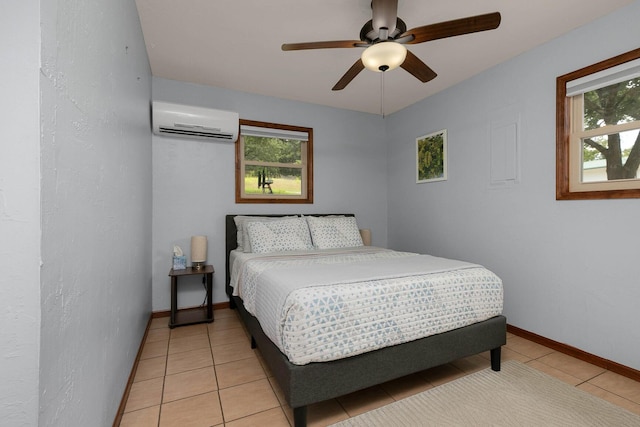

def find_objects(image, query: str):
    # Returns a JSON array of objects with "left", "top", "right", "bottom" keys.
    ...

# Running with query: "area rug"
[{"left": 330, "top": 360, "right": 640, "bottom": 426}]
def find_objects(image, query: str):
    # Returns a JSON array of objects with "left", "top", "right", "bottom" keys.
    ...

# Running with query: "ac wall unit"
[{"left": 152, "top": 101, "right": 239, "bottom": 142}]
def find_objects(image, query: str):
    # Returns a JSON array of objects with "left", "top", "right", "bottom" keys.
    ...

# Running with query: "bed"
[{"left": 225, "top": 214, "right": 506, "bottom": 427}]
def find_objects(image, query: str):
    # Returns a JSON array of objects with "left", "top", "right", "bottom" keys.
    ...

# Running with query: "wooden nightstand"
[{"left": 168, "top": 265, "right": 214, "bottom": 328}]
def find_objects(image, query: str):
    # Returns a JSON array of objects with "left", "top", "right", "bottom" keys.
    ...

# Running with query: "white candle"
[{"left": 191, "top": 235, "right": 207, "bottom": 263}]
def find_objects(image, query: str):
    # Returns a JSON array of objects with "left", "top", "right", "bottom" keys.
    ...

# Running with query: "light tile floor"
[{"left": 120, "top": 309, "right": 640, "bottom": 426}]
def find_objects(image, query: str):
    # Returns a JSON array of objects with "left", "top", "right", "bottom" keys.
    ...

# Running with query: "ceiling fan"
[{"left": 281, "top": 0, "right": 501, "bottom": 91}]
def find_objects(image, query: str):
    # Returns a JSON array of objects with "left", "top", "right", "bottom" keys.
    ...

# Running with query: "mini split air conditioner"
[{"left": 152, "top": 101, "right": 239, "bottom": 142}]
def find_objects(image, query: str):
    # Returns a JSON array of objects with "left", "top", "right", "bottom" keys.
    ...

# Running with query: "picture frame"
[{"left": 416, "top": 129, "right": 448, "bottom": 183}]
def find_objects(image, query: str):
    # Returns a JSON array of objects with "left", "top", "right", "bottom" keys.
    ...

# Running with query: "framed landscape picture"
[{"left": 416, "top": 129, "right": 448, "bottom": 183}]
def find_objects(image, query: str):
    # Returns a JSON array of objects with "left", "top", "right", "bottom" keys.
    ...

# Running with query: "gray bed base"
[{"left": 225, "top": 214, "right": 506, "bottom": 427}]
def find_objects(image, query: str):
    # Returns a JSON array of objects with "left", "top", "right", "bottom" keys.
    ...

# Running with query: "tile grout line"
[
  {"left": 156, "top": 325, "right": 169, "bottom": 427},
  {"left": 209, "top": 326, "right": 229, "bottom": 426},
  {"left": 515, "top": 347, "right": 618, "bottom": 394}
]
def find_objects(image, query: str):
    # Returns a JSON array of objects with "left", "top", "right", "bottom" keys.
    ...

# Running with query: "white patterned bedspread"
[{"left": 229, "top": 247, "right": 503, "bottom": 365}]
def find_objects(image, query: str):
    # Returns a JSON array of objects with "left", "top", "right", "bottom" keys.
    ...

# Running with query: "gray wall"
[
  {"left": 0, "top": 1, "right": 41, "bottom": 425},
  {"left": 386, "top": 1, "right": 640, "bottom": 370},
  {"left": 151, "top": 78, "right": 388, "bottom": 310},
  {"left": 38, "top": 0, "right": 152, "bottom": 425}
]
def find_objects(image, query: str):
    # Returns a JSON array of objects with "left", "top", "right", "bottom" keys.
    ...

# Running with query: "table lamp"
[{"left": 190, "top": 235, "right": 207, "bottom": 270}]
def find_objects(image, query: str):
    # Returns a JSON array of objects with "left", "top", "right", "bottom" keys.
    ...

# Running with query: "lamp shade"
[
  {"left": 361, "top": 42, "right": 407, "bottom": 72},
  {"left": 190, "top": 235, "right": 207, "bottom": 263}
]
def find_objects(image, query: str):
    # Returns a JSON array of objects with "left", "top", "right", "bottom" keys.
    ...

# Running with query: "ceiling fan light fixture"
[{"left": 361, "top": 42, "right": 407, "bottom": 72}]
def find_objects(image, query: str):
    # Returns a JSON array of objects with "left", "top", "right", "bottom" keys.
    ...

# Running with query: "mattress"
[{"left": 229, "top": 247, "right": 503, "bottom": 365}]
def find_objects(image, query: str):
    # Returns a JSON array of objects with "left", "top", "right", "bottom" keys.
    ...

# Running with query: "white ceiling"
[{"left": 135, "top": 0, "right": 633, "bottom": 115}]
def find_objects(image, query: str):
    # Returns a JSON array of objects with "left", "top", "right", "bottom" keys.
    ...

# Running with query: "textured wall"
[
  {"left": 38, "top": 0, "right": 152, "bottom": 425},
  {"left": 386, "top": 1, "right": 640, "bottom": 370},
  {"left": 151, "top": 78, "right": 388, "bottom": 311},
  {"left": 0, "top": 2, "right": 41, "bottom": 425}
]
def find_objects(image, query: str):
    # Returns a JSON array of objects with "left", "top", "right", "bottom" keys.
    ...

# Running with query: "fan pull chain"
[{"left": 380, "top": 71, "right": 385, "bottom": 117}]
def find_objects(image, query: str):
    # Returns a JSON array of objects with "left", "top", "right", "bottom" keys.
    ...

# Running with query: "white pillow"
[
  {"left": 246, "top": 217, "right": 314, "bottom": 253},
  {"left": 233, "top": 215, "right": 296, "bottom": 253},
  {"left": 306, "top": 216, "right": 363, "bottom": 249}
]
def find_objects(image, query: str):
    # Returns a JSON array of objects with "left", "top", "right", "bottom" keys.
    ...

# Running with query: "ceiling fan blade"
[
  {"left": 282, "top": 40, "right": 364, "bottom": 51},
  {"left": 400, "top": 50, "right": 437, "bottom": 83},
  {"left": 402, "top": 12, "right": 501, "bottom": 44},
  {"left": 372, "top": 0, "right": 398, "bottom": 37},
  {"left": 332, "top": 60, "right": 365, "bottom": 91}
]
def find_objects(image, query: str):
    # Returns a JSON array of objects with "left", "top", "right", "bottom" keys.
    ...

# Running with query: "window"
[
  {"left": 556, "top": 48, "right": 640, "bottom": 200},
  {"left": 235, "top": 119, "right": 313, "bottom": 203}
]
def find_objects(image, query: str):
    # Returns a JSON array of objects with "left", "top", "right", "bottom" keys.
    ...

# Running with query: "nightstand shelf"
[{"left": 168, "top": 265, "right": 214, "bottom": 328}]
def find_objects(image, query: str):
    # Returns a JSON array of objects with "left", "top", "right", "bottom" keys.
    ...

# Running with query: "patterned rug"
[{"left": 330, "top": 360, "right": 640, "bottom": 426}]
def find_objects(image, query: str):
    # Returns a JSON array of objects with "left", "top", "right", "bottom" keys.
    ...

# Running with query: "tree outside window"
[{"left": 580, "top": 78, "right": 640, "bottom": 181}]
